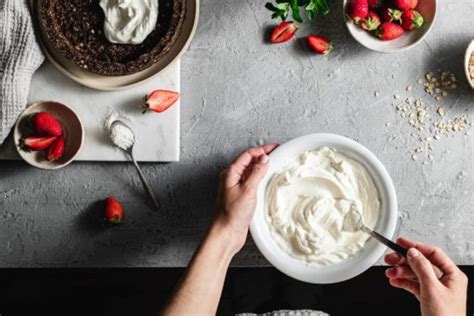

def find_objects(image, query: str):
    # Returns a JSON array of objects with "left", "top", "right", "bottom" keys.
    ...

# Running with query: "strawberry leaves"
[{"left": 265, "top": 0, "right": 329, "bottom": 23}]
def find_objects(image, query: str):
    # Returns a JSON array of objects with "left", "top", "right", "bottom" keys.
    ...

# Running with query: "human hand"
[
  {"left": 212, "top": 144, "right": 278, "bottom": 254},
  {"left": 384, "top": 237, "right": 468, "bottom": 316}
]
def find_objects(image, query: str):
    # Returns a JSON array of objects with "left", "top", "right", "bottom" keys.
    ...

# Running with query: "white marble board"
[{"left": 0, "top": 61, "right": 180, "bottom": 162}]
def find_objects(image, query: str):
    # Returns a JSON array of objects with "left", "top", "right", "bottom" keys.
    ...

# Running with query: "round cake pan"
[{"left": 31, "top": 0, "right": 199, "bottom": 90}]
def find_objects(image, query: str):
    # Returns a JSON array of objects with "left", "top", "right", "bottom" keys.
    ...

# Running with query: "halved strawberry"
[
  {"left": 269, "top": 21, "right": 297, "bottom": 44},
  {"left": 46, "top": 136, "right": 65, "bottom": 161},
  {"left": 143, "top": 90, "right": 180, "bottom": 113},
  {"left": 104, "top": 197, "right": 124, "bottom": 224},
  {"left": 307, "top": 35, "right": 333, "bottom": 54},
  {"left": 33, "top": 112, "right": 62, "bottom": 136},
  {"left": 21, "top": 136, "right": 58, "bottom": 151}
]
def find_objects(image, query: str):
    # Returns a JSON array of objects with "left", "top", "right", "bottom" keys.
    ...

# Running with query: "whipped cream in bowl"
[{"left": 250, "top": 134, "right": 397, "bottom": 284}]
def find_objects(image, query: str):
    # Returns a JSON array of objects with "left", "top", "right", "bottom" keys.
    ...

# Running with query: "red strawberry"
[
  {"left": 347, "top": 0, "right": 369, "bottom": 24},
  {"left": 379, "top": 6, "right": 402, "bottom": 23},
  {"left": 361, "top": 11, "right": 381, "bottom": 31},
  {"left": 393, "top": 0, "right": 417, "bottom": 10},
  {"left": 368, "top": 0, "right": 384, "bottom": 10},
  {"left": 401, "top": 10, "right": 424, "bottom": 30},
  {"left": 33, "top": 112, "right": 62, "bottom": 136},
  {"left": 269, "top": 21, "right": 297, "bottom": 44},
  {"left": 46, "top": 136, "right": 65, "bottom": 161},
  {"left": 376, "top": 22, "right": 405, "bottom": 40},
  {"left": 143, "top": 90, "right": 179, "bottom": 113},
  {"left": 104, "top": 197, "right": 123, "bottom": 224},
  {"left": 21, "top": 136, "right": 58, "bottom": 151},
  {"left": 307, "top": 35, "right": 333, "bottom": 54}
]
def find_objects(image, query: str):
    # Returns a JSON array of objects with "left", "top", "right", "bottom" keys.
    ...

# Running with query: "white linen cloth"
[{"left": 0, "top": 0, "right": 44, "bottom": 144}]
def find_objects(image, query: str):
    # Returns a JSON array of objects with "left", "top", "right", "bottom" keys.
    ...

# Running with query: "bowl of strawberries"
[
  {"left": 14, "top": 101, "right": 84, "bottom": 170},
  {"left": 344, "top": 0, "right": 436, "bottom": 53}
]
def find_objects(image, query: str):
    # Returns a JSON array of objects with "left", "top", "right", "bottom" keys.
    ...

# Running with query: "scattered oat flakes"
[{"left": 437, "top": 106, "right": 445, "bottom": 117}]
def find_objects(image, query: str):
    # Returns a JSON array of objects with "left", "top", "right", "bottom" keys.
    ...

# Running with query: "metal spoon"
[
  {"left": 109, "top": 120, "right": 160, "bottom": 211},
  {"left": 343, "top": 208, "right": 444, "bottom": 279}
]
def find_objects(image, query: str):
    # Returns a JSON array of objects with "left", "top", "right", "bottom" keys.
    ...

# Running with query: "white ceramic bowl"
[
  {"left": 14, "top": 101, "right": 84, "bottom": 170},
  {"left": 250, "top": 133, "right": 398, "bottom": 284},
  {"left": 464, "top": 40, "right": 474, "bottom": 89},
  {"left": 343, "top": 0, "right": 437, "bottom": 53}
]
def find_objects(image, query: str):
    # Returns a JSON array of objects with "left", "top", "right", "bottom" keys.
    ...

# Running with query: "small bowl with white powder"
[{"left": 250, "top": 133, "right": 398, "bottom": 284}]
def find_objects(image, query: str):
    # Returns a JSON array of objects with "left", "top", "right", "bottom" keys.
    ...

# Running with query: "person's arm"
[
  {"left": 161, "top": 144, "right": 278, "bottom": 316},
  {"left": 384, "top": 237, "right": 468, "bottom": 316}
]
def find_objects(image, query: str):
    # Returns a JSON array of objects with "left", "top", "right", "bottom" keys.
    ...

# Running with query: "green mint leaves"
[{"left": 265, "top": 0, "right": 329, "bottom": 23}]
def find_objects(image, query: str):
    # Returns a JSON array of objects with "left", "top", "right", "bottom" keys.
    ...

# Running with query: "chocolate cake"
[{"left": 39, "top": 0, "right": 185, "bottom": 76}]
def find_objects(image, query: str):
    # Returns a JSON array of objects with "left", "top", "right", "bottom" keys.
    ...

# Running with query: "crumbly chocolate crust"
[{"left": 39, "top": 0, "right": 185, "bottom": 76}]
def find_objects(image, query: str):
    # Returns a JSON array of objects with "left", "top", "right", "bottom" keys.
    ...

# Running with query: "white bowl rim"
[
  {"left": 342, "top": 0, "right": 437, "bottom": 53},
  {"left": 250, "top": 133, "right": 398, "bottom": 284},
  {"left": 464, "top": 40, "right": 474, "bottom": 89}
]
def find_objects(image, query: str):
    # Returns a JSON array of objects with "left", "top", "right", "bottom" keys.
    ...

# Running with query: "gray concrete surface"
[{"left": 0, "top": 0, "right": 473, "bottom": 267}]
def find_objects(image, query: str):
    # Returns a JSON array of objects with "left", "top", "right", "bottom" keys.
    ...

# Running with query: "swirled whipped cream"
[
  {"left": 99, "top": 0, "right": 158, "bottom": 44},
  {"left": 265, "top": 147, "right": 380, "bottom": 267}
]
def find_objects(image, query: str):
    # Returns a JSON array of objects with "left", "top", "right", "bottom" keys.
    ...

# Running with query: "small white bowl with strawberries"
[
  {"left": 14, "top": 101, "right": 84, "bottom": 170},
  {"left": 344, "top": 0, "right": 436, "bottom": 53}
]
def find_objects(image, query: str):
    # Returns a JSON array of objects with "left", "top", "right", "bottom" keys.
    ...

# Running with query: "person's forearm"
[{"left": 161, "top": 221, "right": 235, "bottom": 316}]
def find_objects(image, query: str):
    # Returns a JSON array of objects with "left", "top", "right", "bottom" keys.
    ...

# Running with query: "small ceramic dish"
[
  {"left": 250, "top": 133, "right": 398, "bottom": 284},
  {"left": 343, "top": 0, "right": 437, "bottom": 53},
  {"left": 464, "top": 40, "right": 474, "bottom": 89},
  {"left": 14, "top": 101, "right": 84, "bottom": 170}
]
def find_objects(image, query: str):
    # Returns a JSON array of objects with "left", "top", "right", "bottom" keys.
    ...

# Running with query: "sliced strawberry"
[
  {"left": 21, "top": 136, "right": 58, "bottom": 151},
  {"left": 347, "top": 0, "right": 369, "bottom": 24},
  {"left": 104, "top": 197, "right": 124, "bottom": 224},
  {"left": 376, "top": 22, "right": 405, "bottom": 41},
  {"left": 46, "top": 136, "right": 65, "bottom": 161},
  {"left": 143, "top": 90, "right": 180, "bottom": 113},
  {"left": 361, "top": 10, "right": 381, "bottom": 31},
  {"left": 401, "top": 10, "right": 424, "bottom": 30},
  {"left": 307, "top": 35, "right": 333, "bottom": 55},
  {"left": 33, "top": 112, "right": 62, "bottom": 136},
  {"left": 269, "top": 21, "right": 297, "bottom": 44}
]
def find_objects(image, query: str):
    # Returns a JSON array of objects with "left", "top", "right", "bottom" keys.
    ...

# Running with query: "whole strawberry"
[
  {"left": 307, "top": 35, "right": 333, "bottom": 54},
  {"left": 368, "top": 0, "right": 384, "bottom": 10},
  {"left": 361, "top": 11, "right": 381, "bottom": 31},
  {"left": 347, "top": 0, "right": 369, "bottom": 24},
  {"left": 401, "top": 10, "right": 424, "bottom": 30},
  {"left": 104, "top": 197, "right": 124, "bottom": 224},
  {"left": 379, "top": 6, "right": 402, "bottom": 23},
  {"left": 269, "top": 21, "right": 297, "bottom": 44},
  {"left": 393, "top": 0, "right": 418, "bottom": 10},
  {"left": 46, "top": 136, "right": 65, "bottom": 161},
  {"left": 33, "top": 112, "right": 62, "bottom": 136},
  {"left": 376, "top": 22, "right": 405, "bottom": 41}
]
